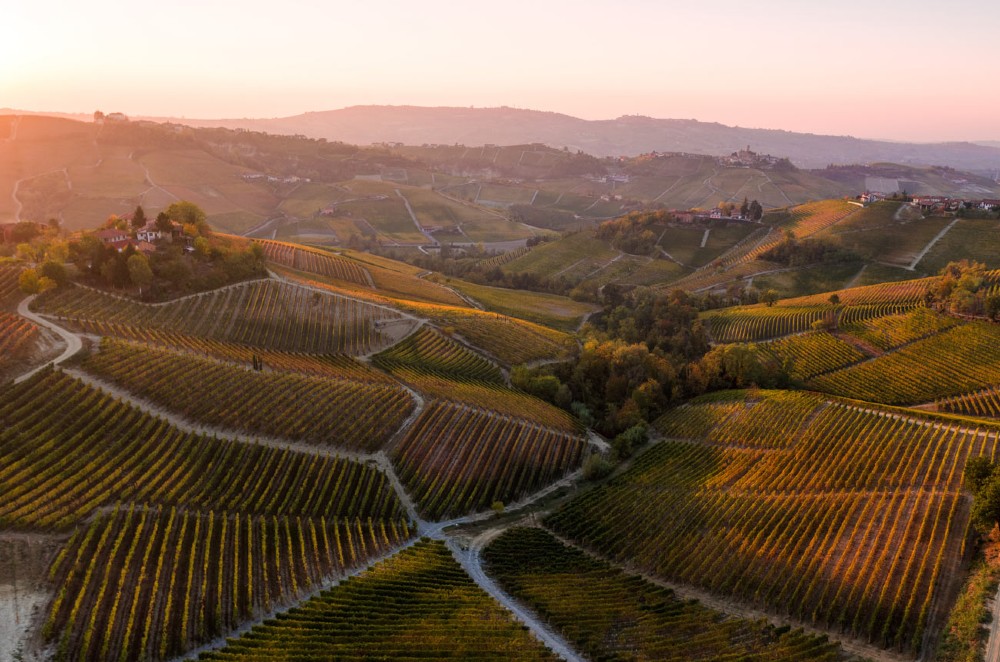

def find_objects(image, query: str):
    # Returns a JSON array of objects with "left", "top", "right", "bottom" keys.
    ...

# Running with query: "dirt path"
[
  {"left": 832, "top": 331, "right": 885, "bottom": 358},
  {"left": 700, "top": 228, "right": 711, "bottom": 248},
  {"left": 15, "top": 280, "right": 593, "bottom": 661},
  {"left": 395, "top": 188, "right": 438, "bottom": 245},
  {"left": 14, "top": 295, "right": 78, "bottom": 383},
  {"left": 845, "top": 264, "right": 867, "bottom": 289},
  {"left": 132, "top": 151, "right": 179, "bottom": 204},
  {"left": 907, "top": 218, "right": 960, "bottom": 271},
  {"left": 447, "top": 532, "right": 584, "bottom": 662},
  {"left": 185, "top": 535, "right": 425, "bottom": 661},
  {"left": 987, "top": 585, "right": 1000, "bottom": 662}
]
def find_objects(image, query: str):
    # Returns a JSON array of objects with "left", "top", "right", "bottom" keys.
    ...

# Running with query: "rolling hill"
[{"left": 155, "top": 104, "right": 1000, "bottom": 171}]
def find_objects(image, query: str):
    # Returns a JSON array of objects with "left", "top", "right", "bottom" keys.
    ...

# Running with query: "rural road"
[
  {"left": 447, "top": 534, "right": 584, "bottom": 662},
  {"left": 14, "top": 295, "right": 81, "bottom": 383},
  {"left": 907, "top": 218, "right": 960, "bottom": 271},
  {"left": 986, "top": 585, "right": 1000, "bottom": 662}
]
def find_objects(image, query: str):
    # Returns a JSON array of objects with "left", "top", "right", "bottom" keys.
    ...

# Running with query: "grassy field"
[
  {"left": 445, "top": 278, "right": 598, "bottom": 331},
  {"left": 920, "top": 218, "right": 1000, "bottom": 273},
  {"left": 276, "top": 182, "right": 351, "bottom": 218},
  {"left": 751, "top": 261, "right": 864, "bottom": 300},
  {"left": 503, "top": 231, "right": 618, "bottom": 283}
]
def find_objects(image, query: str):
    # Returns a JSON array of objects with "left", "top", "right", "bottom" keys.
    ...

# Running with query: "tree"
[
  {"left": 127, "top": 253, "right": 153, "bottom": 296},
  {"left": 132, "top": 205, "right": 147, "bottom": 229},
  {"left": 18, "top": 269, "right": 55, "bottom": 294},
  {"left": 164, "top": 201, "right": 209, "bottom": 235},
  {"left": 39, "top": 261, "right": 68, "bottom": 286},
  {"left": 761, "top": 289, "right": 779, "bottom": 307},
  {"left": 94, "top": 110, "right": 104, "bottom": 122},
  {"left": 155, "top": 212, "right": 174, "bottom": 233},
  {"left": 16, "top": 243, "right": 39, "bottom": 263},
  {"left": 828, "top": 293, "right": 841, "bottom": 305}
]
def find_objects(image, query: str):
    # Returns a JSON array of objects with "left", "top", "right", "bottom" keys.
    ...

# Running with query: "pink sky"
[{"left": 4, "top": 0, "right": 998, "bottom": 142}]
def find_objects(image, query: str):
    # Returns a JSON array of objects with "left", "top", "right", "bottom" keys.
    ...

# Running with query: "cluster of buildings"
[
  {"left": 911, "top": 196, "right": 1000, "bottom": 213},
  {"left": 718, "top": 146, "right": 784, "bottom": 169},
  {"left": 93, "top": 219, "right": 187, "bottom": 255}
]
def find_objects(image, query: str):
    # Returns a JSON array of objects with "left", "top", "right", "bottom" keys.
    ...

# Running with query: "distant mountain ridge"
[
  {"left": 145, "top": 105, "right": 1000, "bottom": 172},
  {"left": 4, "top": 105, "right": 1000, "bottom": 172}
]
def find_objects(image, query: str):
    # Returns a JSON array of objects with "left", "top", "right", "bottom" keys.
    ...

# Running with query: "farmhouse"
[{"left": 95, "top": 228, "right": 129, "bottom": 245}]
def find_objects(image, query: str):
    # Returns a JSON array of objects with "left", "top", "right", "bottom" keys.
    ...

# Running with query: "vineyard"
[
  {"left": 705, "top": 306, "right": 834, "bottom": 343},
  {"left": 0, "top": 265, "right": 22, "bottom": 308},
  {"left": 373, "top": 326, "right": 578, "bottom": 431},
  {"left": 373, "top": 326, "right": 504, "bottom": 384},
  {"left": 45, "top": 507, "right": 412, "bottom": 661},
  {"left": 80, "top": 338, "right": 414, "bottom": 451},
  {"left": 705, "top": 302, "right": 918, "bottom": 343},
  {"left": 483, "top": 527, "right": 844, "bottom": 661},
  {"left": 786, "top": 199, "right": 859, "bottom": 238},
  {"left": 274, "top": 270, "right": 573, "bottom": 365},
  {"left": 0, "top": 311, "right": 39, "bottom": 366},
  {"left": 0, "top": 370, "right": 404, "bottom": 529},
  {"left": 34, "top": 279, "right": 411, "bottom": 354},
  {"left": 198, "top": 540, "right": 555, "bottom": 660},
  {"left": 779, "top": 277, "right": 934, "bottom": 307},
  {"left": 253, "top": 239, "right": 373, "bottom": 288},
  {"left": 70, "top": 324, "right": 395, "bottom": 384},
  {"left": 940, "top": 386, "right": 1000, "bottom": 419},
  {"left": 392, "top": 400, "right": 587, "bottom": 519},
  {"left": 477, "top": 244, "right": 532, "bottom": 268},
  {"left": 810, "top": 321, "right": 1000, "bottom": 404},
  {"left": 550, "top": 389, "right": 979, "bottom": 654},
  {"left": 759, "top": 332, "right": 868, "bottom": 380},
  {"left": 8, "top": 218, "right": 1000, "bottom": 660},
  {"left": 400, "top": 299, "right": 575, "bottom": 366},
  {"left": 841, "top": 306, "right": 959, "bottom": 351}
]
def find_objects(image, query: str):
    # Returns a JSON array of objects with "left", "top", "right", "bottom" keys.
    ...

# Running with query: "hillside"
[
  {"left": 4, "top": 115, "right": 998, "bottom": 254},
  {"left": 6, "top": 189, "right": 1000, "bottom": 660},
  {"left": 159, "top": 104, "right": 1000, "bottom": 171}
]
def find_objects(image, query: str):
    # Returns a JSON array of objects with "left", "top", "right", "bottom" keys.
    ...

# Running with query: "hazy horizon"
[{"left": 5, "top": 0, "right": 999, "bottom": 143}]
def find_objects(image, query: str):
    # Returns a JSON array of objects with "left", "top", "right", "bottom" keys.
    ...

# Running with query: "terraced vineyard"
[
  {"left": 199, "top": 540, "right": 555, "bottom": 660},
  {"left": 275, "top": 270, "right": 573, "bottom": 365},
  {"left": 0, "top": 370, "right": 404, "bottom": 529},
  {"left": 705, "top": 302, "right": 918, "bottom": 343},
  {"left": 779, "top": 277, "right": 934, "bottom": 307},
  {"left": 80, "top": 338, "right": 413, "bottom": 451},
  {"left": 811, "top": 321, "right": 1000, "bottom": 404},
  {"left": 760, "top": 332, "right": 868, "bottom": 380},
  {"left": 940, "top": 387, "right": 1000, "bottom": 419},
  {"left": 0, "top": 311, "right": 39, "bottom": 365},
  {"left": 254, "top": 239, "right": 373, "bottom": 287},
  {"left": 45, "top": 507, "right": 412, "bottom": 661},
  {"left": 71, "top": 324, "right": 395, "bottom": 384},
  {"left": 705, "top": 306, "right": 835, "bottom": 342},
  {"left": 841, "top": 306, "right": 958, "bottom": 351},
  {"left": 0, "top": 265, "right": 23, "bottom": 307},
  {"left": 477, "top": 245, "right": 531, "bottom": 268},
  {"left": 373, "top": 327, "right": 578, "bottom": 431},
  {"left": 373, "top": 326, "right": 504, "bottom": 383},
  {"left": 483, "top": 527, "right": 845, "bottom": 661},
  {"left": 786, "top": 199, "right": 858, "bottom": 238},
  {"left": 549, "top": 390, "right": 979, "bottom": 654},
  {"left": 392, "top": 400, "right": 587, "bottom": 519},
  {"left": 35, "top": 279, "right": 410, "bottom": 354}
]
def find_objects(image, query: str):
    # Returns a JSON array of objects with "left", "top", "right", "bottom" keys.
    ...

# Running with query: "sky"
[{"left": 3, "top": 0, "right": 999, "bottom": 142}]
